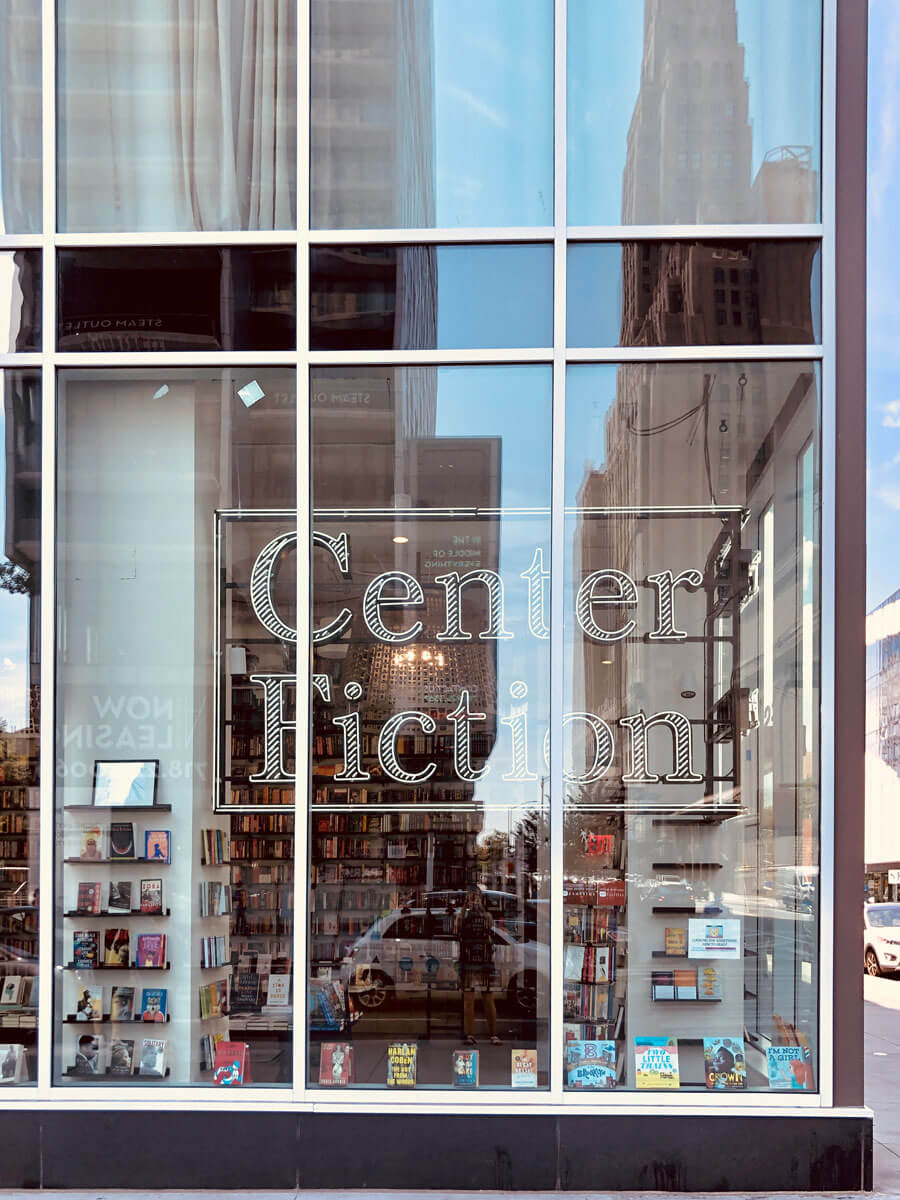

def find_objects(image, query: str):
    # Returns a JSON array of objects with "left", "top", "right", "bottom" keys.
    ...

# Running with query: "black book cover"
[{"left": 109, "top": 821, "right": 135, "bottom": 860}]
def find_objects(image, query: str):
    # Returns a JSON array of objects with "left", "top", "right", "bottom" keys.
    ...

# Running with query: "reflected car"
[
  {"left": 864, "top": 903, "right": 900, "bottom": 976},
  {"left": 341, "top": 905, "right": 549, "bottom": 1016}
]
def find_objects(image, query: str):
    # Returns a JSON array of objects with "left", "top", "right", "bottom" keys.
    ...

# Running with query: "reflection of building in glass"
[
  {"left": 865, "top": 590, "right": 900, "bottom": 898},
  {"left": 622, "top": 0, "right": 817, "bottom": 225}
]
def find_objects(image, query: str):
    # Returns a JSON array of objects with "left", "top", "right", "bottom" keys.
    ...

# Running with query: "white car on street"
[{"left": 864, "top": 903, "right": 900, "bottom": 975}]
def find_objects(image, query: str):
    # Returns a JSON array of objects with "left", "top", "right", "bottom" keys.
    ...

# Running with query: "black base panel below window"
[{"left": 0, "top": 1110, "right": 872, "bottom": 1191}]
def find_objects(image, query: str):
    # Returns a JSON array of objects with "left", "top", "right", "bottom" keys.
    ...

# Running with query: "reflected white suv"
[{"left": 864, "top": 903, "right": 900, "bottom": 975}]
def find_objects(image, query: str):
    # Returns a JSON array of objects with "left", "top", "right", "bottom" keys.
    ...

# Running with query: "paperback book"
[
  {"left": 138, "top": 1037, "right": 167, "bottom": 1076},
  {"left": 76, "top": 882, "right": 102, "bottom": 914},
  {"left": 140, "top": 879, "right": 163, "bottom": 914},
  {"left": 109, "top": 1038, "right": 135, "bottom": 1075},
  {"left": 634, "top": 1037, "right": 680, "bottom": 1089},
  {"left": 566, "top": 1039, "right": 616, "bottom": 1089},
  {"left": 213, "top": 1040, "right": 249, "bottom": 1085},
  {"left": 387, "top": 1041, "right": 417, "bottom": 1087},
  {"left": 319, "top": 1042, "right": 354, "bottom": 1086},
  {"left": 511, "top": 1048, "right": 538, "bottom": 1088},
  {"left": 452, "top": 1048, "right": 479, "bottom": 1088},
  {"left": 75, "top": 984, "right": 102, "bottom": 1022},
  {"left": 79, "top": 826, "right": 104, "bottom": 861},
  {"left": 0, "top": 976, "right": 23, "bottom": 1005},
  {"left": 136, "top": 933, "right": 166, "bottom": 968},
  {"left": 108, "top": 822, "right": 135, "bottom": 861},
  {"left": 144, "top": 830, "right": 170, "bottom": 863},
  {"left": 674, "top": 968, "right": 698, "bottom": 1000},
  {"left": 699, "top": 965, "right": 722, "bottom": 1000},
  {"left": 140, "top": 988, "right": 167, "bottom": 1022},
  {"left": 104, "top": 928, "right": 130, "bottom": 967},
  {"left": 72, "top": 1034, "right": 101, "bottom": 1074},
  {"left": 73, "top": 930, "right": 100, "bottom": 969},
  {"left": 664, "top": 927, "right": 688, "bottom": 957},
  {"left": 703, "top": 1036, "right": 747, "bottom": 1089},
  {"left": 109, "top": 986, "right": 135, "bottom": 1023},
  {"left": 766, "top": 1044, "right": 814, "bottom": 1090},
  {"left": 107, "top": 880, "right": 132, "bottom": 913}
]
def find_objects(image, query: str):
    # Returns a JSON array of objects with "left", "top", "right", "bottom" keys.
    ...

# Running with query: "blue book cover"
[{"left": 452, "top": 1048, "right": 479, "bottom": 1088}]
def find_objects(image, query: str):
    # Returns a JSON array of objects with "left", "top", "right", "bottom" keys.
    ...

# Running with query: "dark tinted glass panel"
[
  {"left": 567, "top": 242, "right": 820, "bottom": 347},
  {"left": 310, "top": 244, "right": 552, "bottom": 350},
  {"left": 0, "top": 370, "right": 41, "bottom": 1085},
  {"left": 0, "top": 252, "right": 41, "bottom": 352},
  {"left": 57, "top": 249, "right": 295, "bottom": 352}
]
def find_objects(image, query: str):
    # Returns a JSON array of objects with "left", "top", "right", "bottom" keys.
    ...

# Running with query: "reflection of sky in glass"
[
  {"left": 434, "top": 367, "right": 551, "bottom": 811},
  {"left": 436, "top": 245, "right": 553, "bottom": 347},
  {"left": 434, "top": 0, "right": 553, "bottom": 226},
  {"left": 0, "top": 392, "right": 28, "bottom": 732}
]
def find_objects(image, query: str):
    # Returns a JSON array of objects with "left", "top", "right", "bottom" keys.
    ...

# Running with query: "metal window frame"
[{"left": 0, "top": 0, "right": 836, "bottom": 1115}]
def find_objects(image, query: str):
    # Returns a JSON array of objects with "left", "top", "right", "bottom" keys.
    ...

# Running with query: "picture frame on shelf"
[{"left": 92, "top": 759, "right": 159, "bottom": 808}]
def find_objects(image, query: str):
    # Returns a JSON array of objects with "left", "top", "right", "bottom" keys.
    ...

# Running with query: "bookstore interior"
[{"left": 0, "top": 11, "right": 868, "bottom": 1191}]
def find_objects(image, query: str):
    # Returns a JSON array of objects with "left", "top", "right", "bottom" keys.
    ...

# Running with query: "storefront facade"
[{"left": 0, "top": 0, "right": 870, "bottom": 1190}]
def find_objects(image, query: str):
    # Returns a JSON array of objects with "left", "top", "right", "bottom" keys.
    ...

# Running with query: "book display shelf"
[{"left": 0, "top": 783, "right": 39, "bottom": 1084}]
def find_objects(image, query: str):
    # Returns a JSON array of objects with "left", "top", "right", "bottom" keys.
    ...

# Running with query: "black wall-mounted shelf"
[
  {"left": 652, "top": 906, "right": 723, "bottom": 915},
  {"left": 651, "top": 862, "right": 723, "bottom": 871}
]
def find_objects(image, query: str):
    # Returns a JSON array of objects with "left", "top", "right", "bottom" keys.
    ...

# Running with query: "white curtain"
[{"left": 59, "top": 0, "right": 296, "bottom": 232}]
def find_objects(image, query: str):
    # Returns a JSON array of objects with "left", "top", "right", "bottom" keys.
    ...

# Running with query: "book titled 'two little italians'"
[{"left": 634, "top": 1037, "right": 680, "bottom": 1089}]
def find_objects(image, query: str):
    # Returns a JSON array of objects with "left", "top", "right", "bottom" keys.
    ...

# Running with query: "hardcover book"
[
  {"left": 104, "top": 928, "right": 130, "bottom": 967},
  {"left": 664, "top": 927, "right": 688, "bottom": 957},
  {"left": 109, "top": 1038, "right": 135, "bottom": 1075},
  {"left": 699, "top": 964, "right": 723, "bottom": 1000},
  {"left": 766, "top": 1044, "right": 814, "bottom": 1090},
  {"left": 108, "top": 822, "right": 135, "bottom": 861},
  {"left": 651, "top": 970, "right": 675, "bottom": 1001},
  {"left": 136, "top": 933, "right": 166, "bottom": 968},
  {"left": 73, "top": 931, "right": 100, "bottom": 969},
  {"left": 109, "top": 986, "right": 135, "bottom": 1023},
  {"left": 144, "top": 830, "right": 170, "bottom": 863},
  {"left": 140, "top": 987, "right": 167, "bottom": 1022},
  {"left": 319, "top": 1042, "right": 354, "bottom": 1086},
  {"left": 231, "top": 971, "right": 260, "bottom": 1011},
  {"left": 674, "top": 968, "right": 698, "bottom": 1000},
  {"left": 387, "top": 1041, "right": 417, "bottom": 1087},
  {"left": 72, "top": 1034, "right": 101, "bottom": 1075},
  {"left": 703, "top": 1036, "right": 747, "bottom": 1090},
  {"left": 511, "top": 1048, "right": 538, "bottom": 1088},
  {"left": 567, "top": 1039, "right": 616, "bottom": 1089},
  {"left": 634, "top": 1037, "right": 680, "bottom": 1089},
  {"left": 107, "top": 880, "right": 132, "bottom": 913},
  {"left": 266, "top": 973, "right": 291, "bottom": 1008},
  {"left": 80, "top": 825, "right": 104, "bottom": 861},
  {"left": 140, "top": 878, "right": 163, "bottom": 914},
  {"left": 74, "top": 984, "right": 102, "bottom": 1022},
  {"left": 138, "top": 1037, "right": 167, "bottom": 1077},
  {"left": 213, "top": 1040, "right": 249, "bottom": 1086},
  {"left": 452, "top": 1048, "right": 479, "bottom": 1088},
  {"left": 1, "top": 976, "right": 23, "bottom": 1005},
  {"left": 76, "top": 882, "right": 102, "bottom": 914}
]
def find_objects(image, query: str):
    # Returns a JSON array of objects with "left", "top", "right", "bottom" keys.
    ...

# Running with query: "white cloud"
[
  {"left": 442, "top": 84, "right": 508, "bottom": 130},
  {"left": 882, "top": 399, "right": 900, "bottom": 427},
  {"left": 870, "top": 6, "right": 900, "bottom": 220},
  {"left": 877, "top": 483, "right": 900, "bottom": 511}
]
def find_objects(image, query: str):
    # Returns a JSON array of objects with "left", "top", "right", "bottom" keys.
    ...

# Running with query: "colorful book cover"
[
  {"left": 109, "top": 986, "right": 134, "bottom": 1023},
  {"left": 72, "top": 1034, "right": 101, "bottom": 1074},
  {"left": 703, "top": 1037, "right": 747, "bottom": 1089},
  {"left": 73, "top": 930, "right": 100, "bottom": 969},
  {"left": 79, "top": 825, "right": 104, "bottom": 861},
  {"left": 319, "top": 1042, "right": 354, "bottom": 1086},
  {"left": 766, "top": 1045, "right": 814, "bottom": 1090},
  {"left": 104, "top": 928, "right": 130, "bottom": 967},
  {"left": 674, "top": 968, "right": 698, "bottom": 1000},
  {"left": 138, "top": 1037, "right": 167, "bottom": 1077},
  {"left": 699, "top": 964, "right": 723, "bottom": 1000},
  {"left": 213, "top": 1041, "right": 248, "bottom": 1086},
  {"left": 511, "top": 1048, "right": 538, "bottom": 1088},
  {"left": 140, "top": 878, "right": 163, "bottom": 913},
  {"left": 140, "top": 987, "right": 167, "bottom": 1022},
  {"left": 266, "top": 974, "right": 291, "bottom": 1007},
  {"left": 144, "top": 830, "right": 170, "bottom": 863},
  {"left": 107, "top": 880, "right": 132, "bottom": 912},
  {"left": 665, "top": 927, "right": 688, "bottom": 957},
  {"left": 108, "top": 822, "right": 135, "bottom": 860},
  {"left": 566, "top": 1039, "right": 616, "bottom": 1089},
  {"left": 109, "top": 1038, "right": 135, "bottom": 1075},
  {"left": 452, "top": 1048, "right": 479, "bottom": 1088},
  {"left": 563, "top": 982, "right": 581, "bottom": 1019},
  {"left": 75, "top": 984, "right": 102, "bottom": 1022},
  {"left": 651, "top": 970, "right": 675, "bottom": 1000},
  {"left": 0, "top": 976, "right": 22, "bottom": 1005},
  {"left": 136, "top": 933, "right": 166, "bottom": 968},
  {"left": 387, "top": 1041, "right": 417, "bottom": 1087},
  {"left": 76, "top": 881, "right": 102, "bottom": 914},
  {"left": 634, "top": 1037, "right": 680, "bottom": 1089}
]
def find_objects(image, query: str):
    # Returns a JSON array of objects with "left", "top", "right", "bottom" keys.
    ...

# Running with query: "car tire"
[
  {"left": 865, "top": 947, "right": 883, "bottom": 977},
  {"left": 508, "top": 971, "right": 538, "bottom": 1017},
  {"left": 356, "top": 970, "right": 390, "bottom": 1009}
]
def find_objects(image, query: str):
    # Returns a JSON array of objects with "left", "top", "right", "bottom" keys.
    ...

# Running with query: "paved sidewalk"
[{"left": 866, "top": 973, "right": 900, "bottom": 1192}]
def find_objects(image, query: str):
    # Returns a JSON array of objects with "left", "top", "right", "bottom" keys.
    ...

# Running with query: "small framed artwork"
[{"left": 92, "top": 760, "right": 159, "bottom": 808}]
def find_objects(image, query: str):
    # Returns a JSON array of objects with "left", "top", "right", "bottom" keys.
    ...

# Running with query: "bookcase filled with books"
[{"left": 0, "top": 781, "right": 39, "bottom": 1085}]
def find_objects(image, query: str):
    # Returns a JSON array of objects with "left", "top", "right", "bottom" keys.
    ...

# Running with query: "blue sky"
[{"left": 868, "top": 0, "right": 900, "bottom": 609}]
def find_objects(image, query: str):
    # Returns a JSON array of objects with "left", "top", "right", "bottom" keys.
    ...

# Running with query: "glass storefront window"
[
  {"left": 0, "top": 371, "right": 40, "bottom": 1086},
  {"left": 568, "top": 0, "right": 822, "bottom": 226},
  {"left": 309, "top": 365, "right": 551, "bottom": 1089},
  {"left": 54, "top": 368, "right": 295, "bottom": 1085},
  {"left": 58, "top": 1, "right": 297, "bottom": 233},
  {"left": 311, "top": 0, "right": 553, "bottom": 229},
  {"left": 563, "top": 361, "right": 820, "bottom": 1091},
  {"left": 0, "top": 2, "right": 41, "bottom": 234}
]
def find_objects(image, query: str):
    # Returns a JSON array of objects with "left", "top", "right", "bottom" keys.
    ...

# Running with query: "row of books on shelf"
[
  {"left": 0, "top": 936, "right": 35, "bottom": 956},
  {"left": 233, "top": 863, "right": 292, "bottom": 884},
  {"left": 312, "top": 913, "right": 374, "bottom": 936},
  {"left": 1, "top": 976, "right": 35, "bottom": 1007},
  {"left": 231, "top": 813, "right": 294, "bottom": 834},
  {"left": 564, "top": 981, "right": 613, "bottom": 1021},
  {"left": 199, "top": 880, "right": 232, "bottom": 917},
  {"left": 200, "top": 936, "right": 229, "bottom": 968},
  {"left": 0, "top": 911, "right": 36, "bottom": 934},
  {"left": 565, "top": 943, "right": 613, "bottom": 984},
  {"left": 230, "top": 970, "right": 291, "bottom": 1011},
  {"left": 0, "top": 788, "right": 35, "bottom": 810},
  {"left": 73, "top": 930, "right": 167, "bottom": 969},
  {"left": 0, "top": 812, "right": 33, "bottom": 834},
  {"left": 69, "top": 1033, "right": 167, "bottom": 1077},
  {"left": 0, "top": 839, "right": 30, "bottom": 857},
  {"left": 73, "top": 825, "right": 170, "bottom": 863},
  {"left": 314, "top": 732, "right": 492, "bottom": 759},
  {"left": 317, "top": 835, "right": 428, "bottom": 860},
  {"left": 226, "top": 785, "right": 293, "bottom": 806},
  {"left": 235, "top": 915, "right": 292, "bottom": 935},
  {"left": 565, "top": 905, "right": 616, "bottom": 945},
  {"left": 198, "top": 978, "right": 229, "bottom": 1019},
  {"left": 237, "top": 889, "right": 293, "bottom": 912},
  {"left": 631, "top": 1036, "right": 814, "bottom": 1091},
  {"left": 313, "top": 886, "right": 398, "bottom": 911},
  {"left": 651, "top": 967, "right": 721, "bottom": 1001},
  {"left": 231, "top": 837, "right": 292, "bottom": 859},
  {"left": 317, "top": 1043, "right": 540, "bottom": 1089},
  {"left": 314, "top": 812, "right": 481, "bottom": 834},
  {"left": 312, "top": 786, "right": 479, "bottom": 805},
  {"left": 199, "top": 829, "right": 230, "bottom": 865},
  {"left": 74, "top": 879, "right": 163, "bottom": 915},
  {"left": 72, "top": 984, "right": 168, "bottom": 1023}
]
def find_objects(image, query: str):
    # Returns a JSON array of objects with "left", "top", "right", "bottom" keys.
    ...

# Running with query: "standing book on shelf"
[
  {"left": 386, "top": 1041, "right": 417, "bottom": 1087},
  {"left": 564, "top": 944, "right": 585, "bottom": 981},
  {"left": 108, "top": 822, "right": 135, "bottom": 861},
  {"left": 136, "top": 933, "right": 166, "bottom": 968},
  {"left": 138, "top": 1038, "right": 167, "bottom": 1077},
  {"left": 145, "top": 830, "right": 170, "bottom": 863},
  {"left": 1, "top": 976, "right": 23, "bottom": 1005},
  {"left": 567, "top": 1040, "right": 617, "bottom": 1089},
  {"left": 766, "top": 1045, "right": 814, "bottom": 1090},
  {"left": 74, "top": 984, "right": 102, "bottom": 1021},
  {"left": 674, "top": 968, "right": 698, "bottom": 1000},
  {"left": 511, "top": 1049, "right": 538, "bottom": 1088},
  {"left": 76, "top": 882, "right": 102, "bottom": 914},
  {"left": 699, "top": 965, "right": 722, "bottom": 1000},
  {"left": 703, "top": 1037, "right": 747, "bottom": 1090},
  {"left": 213, "top": 1041, "right": 249, "bottom": 1086},
  {"left": 140, "top": 988, "right": 167, "bottom": 1022},
  {"left": 104, "top": 928, "right": 130, "bottom": 967},
  {"left": 72, "top": 1034, "right": 101, "bottom": 1075},
  {"left": 664, "top": 927, "right": 688, "bottom": 957},
  {"left": 452, "top": 1048, "right": 479, "bottom": 1088},
  {"left": 107, "top": 880, "right": 132, "bottom": 913},
  {"left": 109, "top": 986, "right": 135, "bottom": 1022},
  {"left": 140, "top": 879, "right": 163, "bottom": 914},
  {"left": 319, "top": 1042, "right": 353, "bottom": 1086},
  {"left": 0, "top": 1043, "right": 26, "bottom": 1083},
  {"left": 79, "top": 826, "right": 104, "bottom": 861},
  {"left": 266, "top": 973, "right": 291, "bottom": 1008},
  {"left": 73, "top": 931, "right": 100, "bottom": 969},
  {"left": 109, "top": 1039, "right": 135, "bottom": 1075},
  {"left": 634, "top": 1037, "right": 680, "bottom": 1089}
]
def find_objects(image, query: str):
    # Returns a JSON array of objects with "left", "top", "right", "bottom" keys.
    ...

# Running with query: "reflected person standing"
[{"left": 456, "top": 888, "right": 501, "bottom": 1046}]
